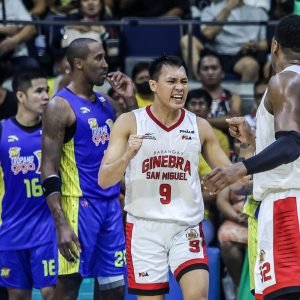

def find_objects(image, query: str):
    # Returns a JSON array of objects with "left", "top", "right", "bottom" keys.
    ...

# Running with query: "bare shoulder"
[
  {"left": 269, "top": 71, "right": 300, "bottom": 94},
  {"left": 43, "top": 96, "right": 75, "bottom": 128},
  {"left": 196, "top": 116, "right": 215, "bottom": 142},
  {"left": 112, "top": 111, "right": 137, "bottom": 135}
]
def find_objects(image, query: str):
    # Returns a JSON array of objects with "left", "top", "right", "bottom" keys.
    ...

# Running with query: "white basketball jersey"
[
  {"left": 124, "top": 106, "right": 204, "bottom": 225},
  {"left": 253, "top": 65, "right": 300, "bottom": 200}
]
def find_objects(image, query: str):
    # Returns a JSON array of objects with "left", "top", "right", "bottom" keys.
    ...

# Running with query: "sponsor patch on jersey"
[
  {"left": 181, "top": 135, "right": 192, "bottom": 140},
  {"left": 80, "top": 107, "right": 91, "bottom": 114},
  {"left": 259, "top": 249, "right": 266, "bottom": 263},
  {"left": 143, "top": 133, "right": 156, "bottom": 140},
  {"left": 88, "top": 118, "right": 110, "bottom": 146},
  {"left": 186, "top": 229, "right": 198, "bottom": 240},
  {"left": 8, "top": 135, "right": 19, "bottom": 142},
  {"left": 9, "top": 147, "right": 39, "bottom": 175},
  {"left": 1, "top": 268, "right": 11, "bottom": 278}
]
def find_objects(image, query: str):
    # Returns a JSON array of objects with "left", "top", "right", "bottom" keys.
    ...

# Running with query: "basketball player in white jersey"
[
  {"left": 98, "top": 55, "right": 232, "bottom": 300},
  {"left": 203, "top": 15, "right": 300, "bottom": 300}
]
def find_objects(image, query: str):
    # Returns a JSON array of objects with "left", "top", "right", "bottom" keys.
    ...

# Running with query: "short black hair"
[
  {"left": 66, "top": 38, "right": 99, "bottom": 69},
  {"left": 185, "top": 88, "right": 212, "bottom": 108},
  {"left": 197, "top": 49, "right": 222, "bottom": 73},
  {"left": 131, "top": 62, "right": 150, "bottom": 81},
  {"left": 275, "top": 15, "right": 300, "bottom": 52},
  {"left": 12, "top": 70, "right": 47, "bottom": 94},
  {"left": 149, "top": 55, "right": 186, "bottom": 81}
]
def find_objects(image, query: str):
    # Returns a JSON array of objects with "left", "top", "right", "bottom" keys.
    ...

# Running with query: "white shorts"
[
  {"left": 126, "top": 214, "right": 208, "bottom": 296},
  {"left": 254, "top": 190, "right": 300, "bottom": 300}
]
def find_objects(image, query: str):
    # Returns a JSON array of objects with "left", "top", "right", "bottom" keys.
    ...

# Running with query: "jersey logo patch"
[
  {"left": 9, "top": 147, "right": 39, "bottom": 175},
  {"left": 143, "top": 133, "right": 156, "bottom": 140},
  {"left": 1, "top": 268, "right": 10, "bottom": 278},
  {"left": 80, "top": 107, "right": 91, "bottom": 114},
  {"left": 186, "top": 229, "right": 198, "bottom": 240},
  {"left": 8, "top": 135, "right": 18, "bottom": 142},
  {"left": 88, "top": 118, "right": 110, "bottom": 146}
]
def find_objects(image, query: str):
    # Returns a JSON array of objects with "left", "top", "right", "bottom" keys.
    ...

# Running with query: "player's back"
[
  {"left": 125, "top": 107, "right": 204, "bottom": 226},
  {"left": 253, "top": 65, "right": 300, "bottom": 200},
  {"left": 55, "top": 88, "right": 120, "bottom": 199},
  {"left": 0, "top": 118, "right": 55, "bottom": 250}
]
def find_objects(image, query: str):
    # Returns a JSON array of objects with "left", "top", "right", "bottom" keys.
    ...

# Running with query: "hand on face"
[{"left": 107, "top": 71, "right": 134, "bottom": 99}]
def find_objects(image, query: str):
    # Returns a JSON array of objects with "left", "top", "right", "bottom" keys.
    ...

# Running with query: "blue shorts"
[
  {"left": 60, "top": 196, "right": 126, "bottom": 278},
  {"left": 0, "top": 242, "right": 57, "bottom": 289}
]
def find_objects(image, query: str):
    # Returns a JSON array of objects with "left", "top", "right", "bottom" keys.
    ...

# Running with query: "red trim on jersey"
[
  {"left": 174, "top": 258, "right": 208, "bottom": 279},
  {"left": 255, "top": 294, "right": 263, "bottom": 300},
  {"left": 126, "top": 221, "right": 169, "bottom": 291},
  {"left": 146, "top": 106, "right": 185, "bottom": 132},
  {"left": 125, "top": 222, "right": 135, "bottom": 285},
  {"left": 128, "top": 281, "right": 169, "bottom": 291},
  {"left": 199, "top": 223, "right": 207, "bottom": 258},
  {"left": 263, "top": 197, "right": 300, "bottom": 296}
]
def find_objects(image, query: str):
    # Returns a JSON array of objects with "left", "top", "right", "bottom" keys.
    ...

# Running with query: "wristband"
[{"left": 42, "top": 175, "right": 62, "bottom": 198}]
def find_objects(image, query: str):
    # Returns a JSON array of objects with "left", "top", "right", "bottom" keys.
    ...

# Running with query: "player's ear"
[
  {"left": 271, "top": 38, "right": 279, "bottom": 55},
  {"left": 149, "top": 80, "right": 156, "bottom": 92},
  {"left": 16, "top": 91, "right": 26, "bottom": 104}
]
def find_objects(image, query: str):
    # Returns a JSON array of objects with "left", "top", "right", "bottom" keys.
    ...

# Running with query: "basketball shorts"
[
  {"left": 126, "top": 214, "right": 208, "bottom": 296},
  {"left": 60, "top": 196, "right": 126, "bottom": 279},
  {"left": 0, "top": 241, "right": 57, "bottom": 289},
  {"left": 254, "top": 190, "right": 300, "bottom": 299}
]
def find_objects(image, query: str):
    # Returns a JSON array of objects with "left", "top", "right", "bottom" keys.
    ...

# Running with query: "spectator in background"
[
  {"left": 181, "top": 0, "right": 269, "bottom": 81},
  {"left": 22, "top": 0, "right": 48, "bottom": 18},
  {"left": 244, "top": 78, "right": 268, "bottom": 129},
  {"left": 0, "top": 63, "right": 17, "bottom": 120},
  {"left": 107, "top": 87, "right": 128, "bottom": 116},
  {"left": 195, "top": 51, "right": 242, "bottom": 153},
  {"left": 0, "top": 0, "right": 39, "bottom": 72},
  {"left": 48, "top": 49, "right": 71, "bottom": 97},
  {"left": 217, "top": 185, "right": 248, "bottom": 297},
  {"left": 118, "top": 0, "right": 190, "bottom": 18},
  {"left": 185, "top": 88, "right": 230, "bottom": 246},
  {"left": 46, "top": 0, "right": 77, "bottom": 15},
  {"left": 131, "top": 62, "right": 154, "bottom": 107}
]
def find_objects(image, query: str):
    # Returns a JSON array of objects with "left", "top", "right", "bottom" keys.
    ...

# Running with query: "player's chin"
[{"left": 94, "top": 78, "right": 105, "bottom": 86}]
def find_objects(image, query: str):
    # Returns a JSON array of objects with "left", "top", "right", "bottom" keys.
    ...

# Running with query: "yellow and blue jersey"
[
  {"left": 56, "top": 88, "right": 120, "bottom": 199},
  {"left": 0, "top": 118, "right": 55, "bottom": 250}
]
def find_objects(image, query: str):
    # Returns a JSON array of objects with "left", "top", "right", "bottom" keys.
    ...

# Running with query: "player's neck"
[
  {"left": 15, "top": 111, "right": 41, "bottom": 127},
  {"left": 150, "top": 104, "right": 182, "bottom": 127},
  {"left": 67, "top": 81, "right": 95, "bottom": 102}
]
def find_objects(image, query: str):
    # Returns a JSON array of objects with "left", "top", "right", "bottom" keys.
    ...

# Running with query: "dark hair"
[
  {"left": 149, "top": 55, "right": 186, "bottom": 81},
  {"left": 12, "top": 70, "right": 47, "bottom": 94},
  {"left": 131, "top": 62, "right": 150, "bottom": 81},
  {"left": 275, "top": 15, "right": 300, "bottom": 52},
  {"left": 66, "top": 38, "right": 100, "bottom": 69},
  {"left": 197, "top": 49, "right": 222, "bottom": 73},
  {"left": 185, "top": 88, "right": 212, "bottom": 108}
]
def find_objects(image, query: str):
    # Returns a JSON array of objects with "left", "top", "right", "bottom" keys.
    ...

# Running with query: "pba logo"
[
  {"left": 186, "top": 229, "right": 198, "bottom": 240},
  {"left": 1, "top": 268, "right": 10, "bottom": 278}
]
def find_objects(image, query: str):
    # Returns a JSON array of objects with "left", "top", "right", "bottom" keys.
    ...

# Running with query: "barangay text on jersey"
[{"left": 142, "top": 150, "right": 191, "bottom": 181}]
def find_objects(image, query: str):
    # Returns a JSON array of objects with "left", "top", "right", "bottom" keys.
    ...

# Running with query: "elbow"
[{"left": 98, "top": 170, "right": 113, "bottom": 189}]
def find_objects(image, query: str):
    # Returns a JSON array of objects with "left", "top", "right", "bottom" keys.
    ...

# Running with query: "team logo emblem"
[
  {"left": 1, "top": 268, "right": 10, "bottom": 278},
  {"left": 9, "top": 147, "right": 21, "bottom": 158},
  {"left": 186, "top": 229, "right": 198, "bottom": 240},
  {"left": 88, "top": 118, "right": 110, "bottom": 146},
  {"left": 259, "top": 249, "right": 266, "bottom": 263}
]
